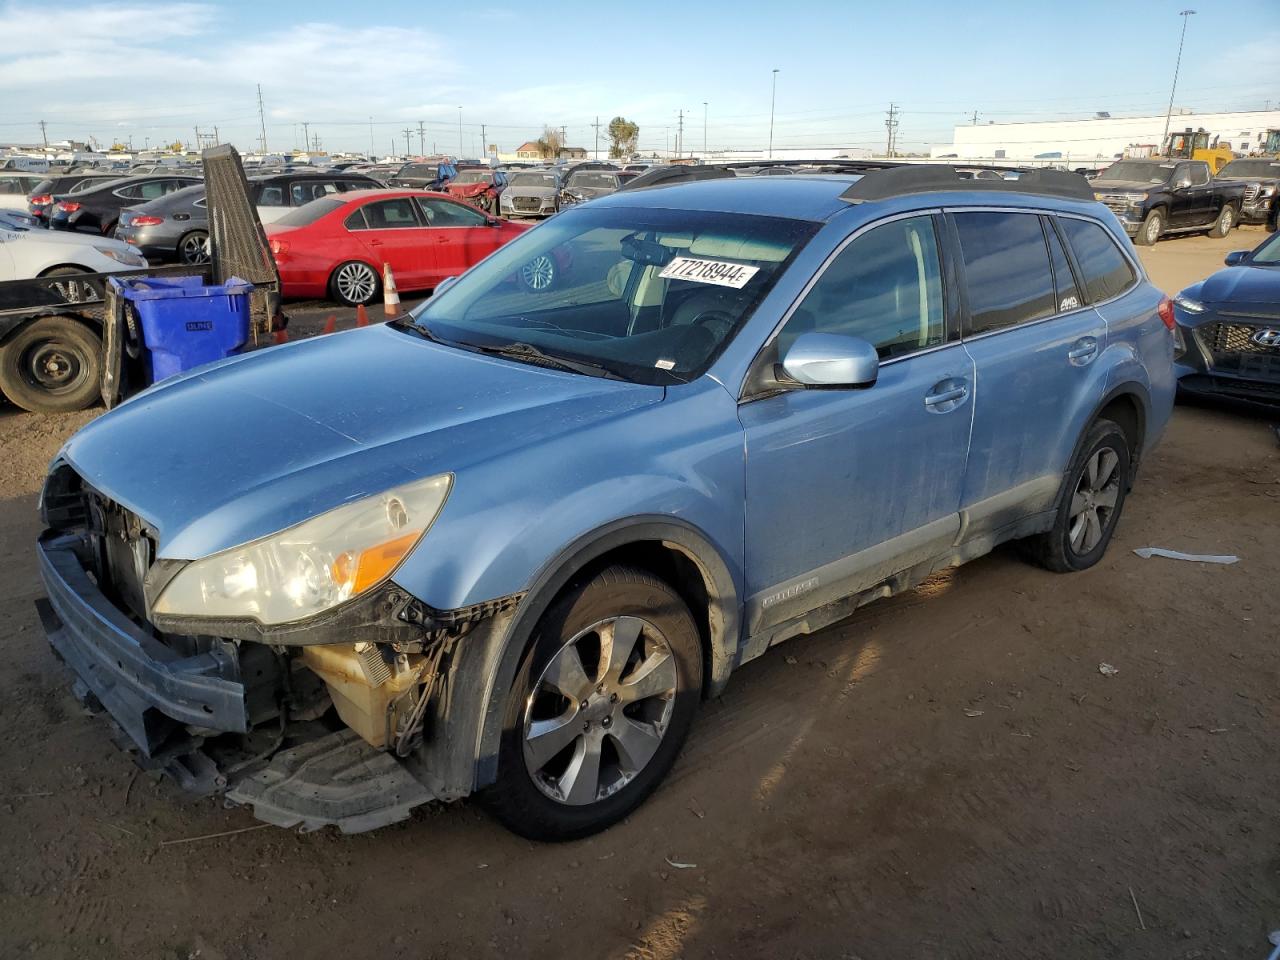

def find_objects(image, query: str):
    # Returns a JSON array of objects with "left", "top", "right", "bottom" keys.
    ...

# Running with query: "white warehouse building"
[{"left": 930, "top": 110, "right": 1280, "bottom": 166}]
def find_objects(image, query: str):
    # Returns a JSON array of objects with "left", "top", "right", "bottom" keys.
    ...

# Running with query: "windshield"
[
  {"left": 1218, "top": 159, "right": 1280, "bottom": 178},
  {"left": 569, "top": 172, "right": 617, "bottom": 190},
  {"left": 1095, "top": 161, "right": 1175, "bottom": 184},
  {"left": 510, "top": 173, "right": 558, "bottom": 188},
  {"left": 453, "top": 170, "right": 490, "bottom": 184},
  {"left": 407, "top": 205, "right": 817, "bottom": 385},
  {"left": 274, "top": 197, "right": 344, "bottom": 226}
]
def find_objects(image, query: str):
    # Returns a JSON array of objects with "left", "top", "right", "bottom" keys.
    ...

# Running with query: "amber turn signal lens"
[{"left": 332, "top": 531, "right": 421, "bottom": 595}]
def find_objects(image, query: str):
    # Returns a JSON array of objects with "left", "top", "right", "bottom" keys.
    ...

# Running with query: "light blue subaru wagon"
[{"left": 36, "top": 164, "right": 1175, "bottom": 840}]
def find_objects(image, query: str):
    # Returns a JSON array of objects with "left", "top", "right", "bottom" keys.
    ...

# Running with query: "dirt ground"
[{"left": 0, "top": 228, "right": 1277, "bottom": 960}]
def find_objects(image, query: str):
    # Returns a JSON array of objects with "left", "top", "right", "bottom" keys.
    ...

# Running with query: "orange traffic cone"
[
  {"left": 322, "top": 315, "right": 337, "bottom": 335},
  {"left": 355, "top": 304, "right": 370, "bottom": 327},
  {"left": 272, "top": 328, "right": 288, "bottom": 344},
  {"left": 382, "top": 262, "right": 400, "bottom": 318}
]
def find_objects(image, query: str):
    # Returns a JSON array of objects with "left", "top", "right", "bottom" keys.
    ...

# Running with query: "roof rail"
[{"left": 840, "top": 164, "right": 1094, "bottom": 203}]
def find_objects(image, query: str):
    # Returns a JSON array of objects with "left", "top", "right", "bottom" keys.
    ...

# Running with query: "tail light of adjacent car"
[
  {"left": 129, "top": 215, "right": 164, "bottom": 226},
  {"left": 29, "top": 193, "right": 53, "bottom": 207},
  {"left": 1157, "top": 296, "right": 1176, "bottom": 332},
  {"left": 57, "top": 201, "right": 81, "bottom": 213},
  {"left": 269, "top": 237, "right": 290, "bottom": 260}
]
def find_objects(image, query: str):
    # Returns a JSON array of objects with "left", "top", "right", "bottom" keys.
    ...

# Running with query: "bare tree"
[{"left": 537, "top": 125, "right": 564, "bottom": 159}]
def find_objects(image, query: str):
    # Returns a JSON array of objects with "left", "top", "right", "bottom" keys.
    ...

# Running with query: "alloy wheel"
[
  {"left": 522, "top": 615, "right": 677, "bottom": 806},
  {"left": 1145, "top": 214, "right": 1162, "bottom": 245},
  {"left": 180, "top": 232, "right": 211, "bottom": 265},
  {"left": 1068, "top": 447, "right": 1121, "bottom": 554},
  {"left": 335, "top": 262, "right": 377, "bottom": 304}
]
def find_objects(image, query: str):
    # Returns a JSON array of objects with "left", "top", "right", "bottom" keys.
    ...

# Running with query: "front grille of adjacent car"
[
  {"left": 1242, "top": 184, "right": 1261, "bottom": 204},
  {"left": 1206, "top": 322, "right": 1280, "bottom": 382},
  {"left": 513, "top": 197, "right": 542, "bottom": 212},
  {"left": 1094, "top": 194, "right": 1132, "bottom": 215}
]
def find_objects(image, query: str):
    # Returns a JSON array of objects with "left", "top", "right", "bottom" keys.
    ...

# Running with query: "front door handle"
[
  {"left": 924, "top": 379, "right": 969, "bottom": 412},
  {"left": 1068, "top": 336, "right": 1098, "bottom": 365}
]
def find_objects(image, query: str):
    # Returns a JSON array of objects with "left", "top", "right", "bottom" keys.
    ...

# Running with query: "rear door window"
[
  {"left": 417, "top": 197, "right": 488, "bottom": 227},
  {"left": 1057, "top": 218, "right": 1136, "bottom": 303},
  {"left": 290, "top": 181, "right": 341, "bottom": 205},
  {"left": 361, "top": 198, "right": 423, "bottom": 228},
  {"left": 258, "top": 185, "right": 285, "bottom": 206},
  {"left": 1043, "top": 217, "right": 1082, "bottom": 312},
  {"left": 953, "top": 211, "right": 1055, "bottom": 335}
]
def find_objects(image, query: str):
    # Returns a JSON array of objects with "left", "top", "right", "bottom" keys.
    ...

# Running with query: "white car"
[
  {"left": 0, "top": 172, "right": 44, "bottom": 212},
  {"left": 0, "top": 212, "right": 147, "bottom": 282}
]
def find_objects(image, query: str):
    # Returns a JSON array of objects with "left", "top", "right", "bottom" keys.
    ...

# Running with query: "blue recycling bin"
[{"left": 110, "top": 275, "right": 253, "bottom": 382}]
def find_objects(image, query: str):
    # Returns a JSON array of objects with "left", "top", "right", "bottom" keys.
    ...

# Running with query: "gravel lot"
[{"left": 0, "top": 227, "right": 1276, "bottom": 960}]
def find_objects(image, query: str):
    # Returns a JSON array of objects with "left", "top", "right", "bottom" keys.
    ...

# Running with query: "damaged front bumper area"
[{"left": 35, "top": 508, "right": 518, "bottom": 834}]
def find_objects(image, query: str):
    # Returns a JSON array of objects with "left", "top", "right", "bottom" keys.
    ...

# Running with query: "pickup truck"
[
  {"left": 1214, "top": 157, "right": 1280, "bottom": 230},
  {"left": 1091, "top": 158, "right": 1246, "bottom": 246}
]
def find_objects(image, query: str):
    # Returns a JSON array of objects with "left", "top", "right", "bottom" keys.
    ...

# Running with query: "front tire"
[
  {"left": 328, "top": 260, "right": 380, "bottom": 306},
  {"left": 0, "top": 316, "right": 102, "bottom": 413},
  {"left": 1136, "top": 209, "right": 1163, "bottom": 246},
  {"left": 1023, "top": 419, "right": 1131, "bottom": 573},
  {"left": 178, "top": 230, "right": 211, "bottom": 265},
  {"left": 482, "top": 566, "right": 703, "bottom": 841},
  {"left": 1210, "top": 204, "right": 1235, "bottom": 238}
]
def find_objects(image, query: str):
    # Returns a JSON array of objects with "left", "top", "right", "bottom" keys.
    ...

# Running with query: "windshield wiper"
[
  {"left": 390, "top": 316, "right": 448, "bottom": 344},
  {"left": 472, "top": 341, "right": 622, "bottom": 379}
]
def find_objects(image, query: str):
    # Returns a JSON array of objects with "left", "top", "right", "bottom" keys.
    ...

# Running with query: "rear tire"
[
  {"left": 1022, "top": 419, "right": 1131, "bottom": 573},
  {"left": 328, "top": 260, "right": 380, "bottom": 307},
  {"left": 1210, "top": 204, "right": 1235, "bottom": 238},
  {"left": 481, "top": 565, "right": 703, "bottom": 841},
  {"left": 177, "top": 230, "right": 210, "bottom": 265},
  {"left": 1135, "top": 209, "right": 1163, "bottom": 246},
  {"left": 0, "top": 316, "right": 102, "bottom": 413}
]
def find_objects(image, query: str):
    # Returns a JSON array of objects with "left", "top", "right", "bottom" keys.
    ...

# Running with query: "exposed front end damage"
[{"left": 35, "top": 463, "right": 519, "bottom": 833}]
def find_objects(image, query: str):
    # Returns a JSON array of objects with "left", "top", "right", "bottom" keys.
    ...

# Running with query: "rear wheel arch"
[{"left": 468, "top": 517, "right": 741, "bottom": 791}]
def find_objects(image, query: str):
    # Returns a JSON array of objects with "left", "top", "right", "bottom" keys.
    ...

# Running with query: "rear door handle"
[{"left": 1068, "top": 336, "right": 1098, "bottom": 365}]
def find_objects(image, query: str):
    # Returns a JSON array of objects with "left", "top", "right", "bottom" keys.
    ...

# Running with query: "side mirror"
[
  {"left": 485, "top": 216, "right": 500, "bottom": 226},
  {"left": 433, "top": 276, "right": 458, "bottom": 297},
  {"left": 780, "top": 332, "right": 879, "bottom": 388},
  {"left": 1224, "top": 251, "right": 1248, "bottom": 266}
]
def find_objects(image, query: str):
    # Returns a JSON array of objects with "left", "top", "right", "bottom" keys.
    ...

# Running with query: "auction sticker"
[{"left": 660, "top": 256, "right": 759, "bottom": 289}]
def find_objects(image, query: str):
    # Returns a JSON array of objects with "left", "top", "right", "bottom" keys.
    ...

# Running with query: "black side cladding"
[{"left": 840, "top": 165, "right": 1096, "bottom": 203}]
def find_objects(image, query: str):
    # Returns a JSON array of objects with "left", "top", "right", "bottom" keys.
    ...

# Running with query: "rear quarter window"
[
  {"left": 1057, "top": 218, "right": 1136, "bottom": 303},
  {"left": 953, "top": 211, "right": 1056, "bottom": 334}
]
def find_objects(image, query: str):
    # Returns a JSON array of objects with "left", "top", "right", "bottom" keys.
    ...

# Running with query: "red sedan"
[{"left": 265, "top": 189, "right": 530, "bottom": 306}]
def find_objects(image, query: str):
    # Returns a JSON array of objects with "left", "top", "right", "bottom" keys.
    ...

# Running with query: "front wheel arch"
[{"left": 466, "top": 517, "right": 741, "bottom": 792}]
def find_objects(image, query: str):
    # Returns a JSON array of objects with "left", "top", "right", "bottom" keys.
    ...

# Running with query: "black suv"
[
  {"left": 1090, "top": 159, "right": 1246, "bottom": 246},
  {"left": 387, "top": 160, "right": 457, "bottom": 191}
]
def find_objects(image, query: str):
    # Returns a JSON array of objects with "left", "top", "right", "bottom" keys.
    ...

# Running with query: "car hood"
[
  {"left": 1092, "top": 180, "right": 1159, "bottom": 192},
  {"left": 1197, "top": 265, "right": 1280, "bottom": 305},
  {"left": 572, "top": 186, "right": 615, "bottom": 198},
  {"left": 59, "top": 324, "right": 663, "bottom": 560},
  {"left": 447, "top": 183, "right": 490, "bottom": 197},
  {"left": 3, "top": 225, "right": 132, "bottom": 253}
]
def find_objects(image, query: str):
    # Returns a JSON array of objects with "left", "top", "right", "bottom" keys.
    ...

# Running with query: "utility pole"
[
  {"left": 256, "top": 83, "right": 269, "bottom": 153},
  {"left": 677, "top": 109, "right": 684, "bottom": 158},
  {"left": 312, "top": 132, "right": 321, "bottom": 153},
  {"left": 592, "top": 116, "right": 601, "bottom": 160},
  {"left": 417, "top": 120, "right": 425, "bottom": 156},
  {"left": 1161, "top": 9, "right": 1196, "bottom": 153},
  {"left": 703, "top": 101, "right": 708, "bottom": 155},
  {"left": 39, "top": 119, "right": 48, "bottom": 148},
  {"left": 458, "top": 107, "right": 464, "bottom": 158},
  {"left": 369, "top": 117, "right": 375, "bottom": 159},
  {"left": 480, "top": 123, "right": 487, "bottom": 158},
  {"left": 768, "top": 69, "right": 779, "bottom": 159},
  {"left": 402, "top": 128, "right": 413, "bottom": 156},
  {"left": 971, "top": 110, "right": 979, "bottom": 125},
  {"left": 301, "top": 121, "right": 310, "bottom": 154},
  {"left": 885, "top": 102, "right": 900, "bottom": 157}
]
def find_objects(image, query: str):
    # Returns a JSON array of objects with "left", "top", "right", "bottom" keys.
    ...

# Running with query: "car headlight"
[
  {"left": 95, "top": 245, "right": 146, "bottom": 265},
  {"left": 153, "top": 473, "right": 452, "bottom": 625},
  {"left": 1127, "top": 194, "right": 1145, "bottom": 207},
  {"left": 1173, "top": 294, "right": 1207, "bottom": 313},
  {"left": 1260, "top": 185, "right": 1276, "bottom": 197}
]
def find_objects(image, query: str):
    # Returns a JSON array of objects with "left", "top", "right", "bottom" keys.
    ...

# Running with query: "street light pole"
[
  {"left": 768, "top": 69, "right": 779, "bottom": 159},
  {"left": 1161, "top": 9, "right": 1196, "bottom": 153},
  {"left": 703, "top": 101, "right": 708, "bottom": 156},
  {"left": 458, "top": 106, "right": 464, "bottom": 158}
]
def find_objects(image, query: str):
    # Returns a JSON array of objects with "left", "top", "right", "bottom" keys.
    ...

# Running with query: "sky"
[{"left": 0, "top": 0, "right": 1276, "bottom": 157}]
